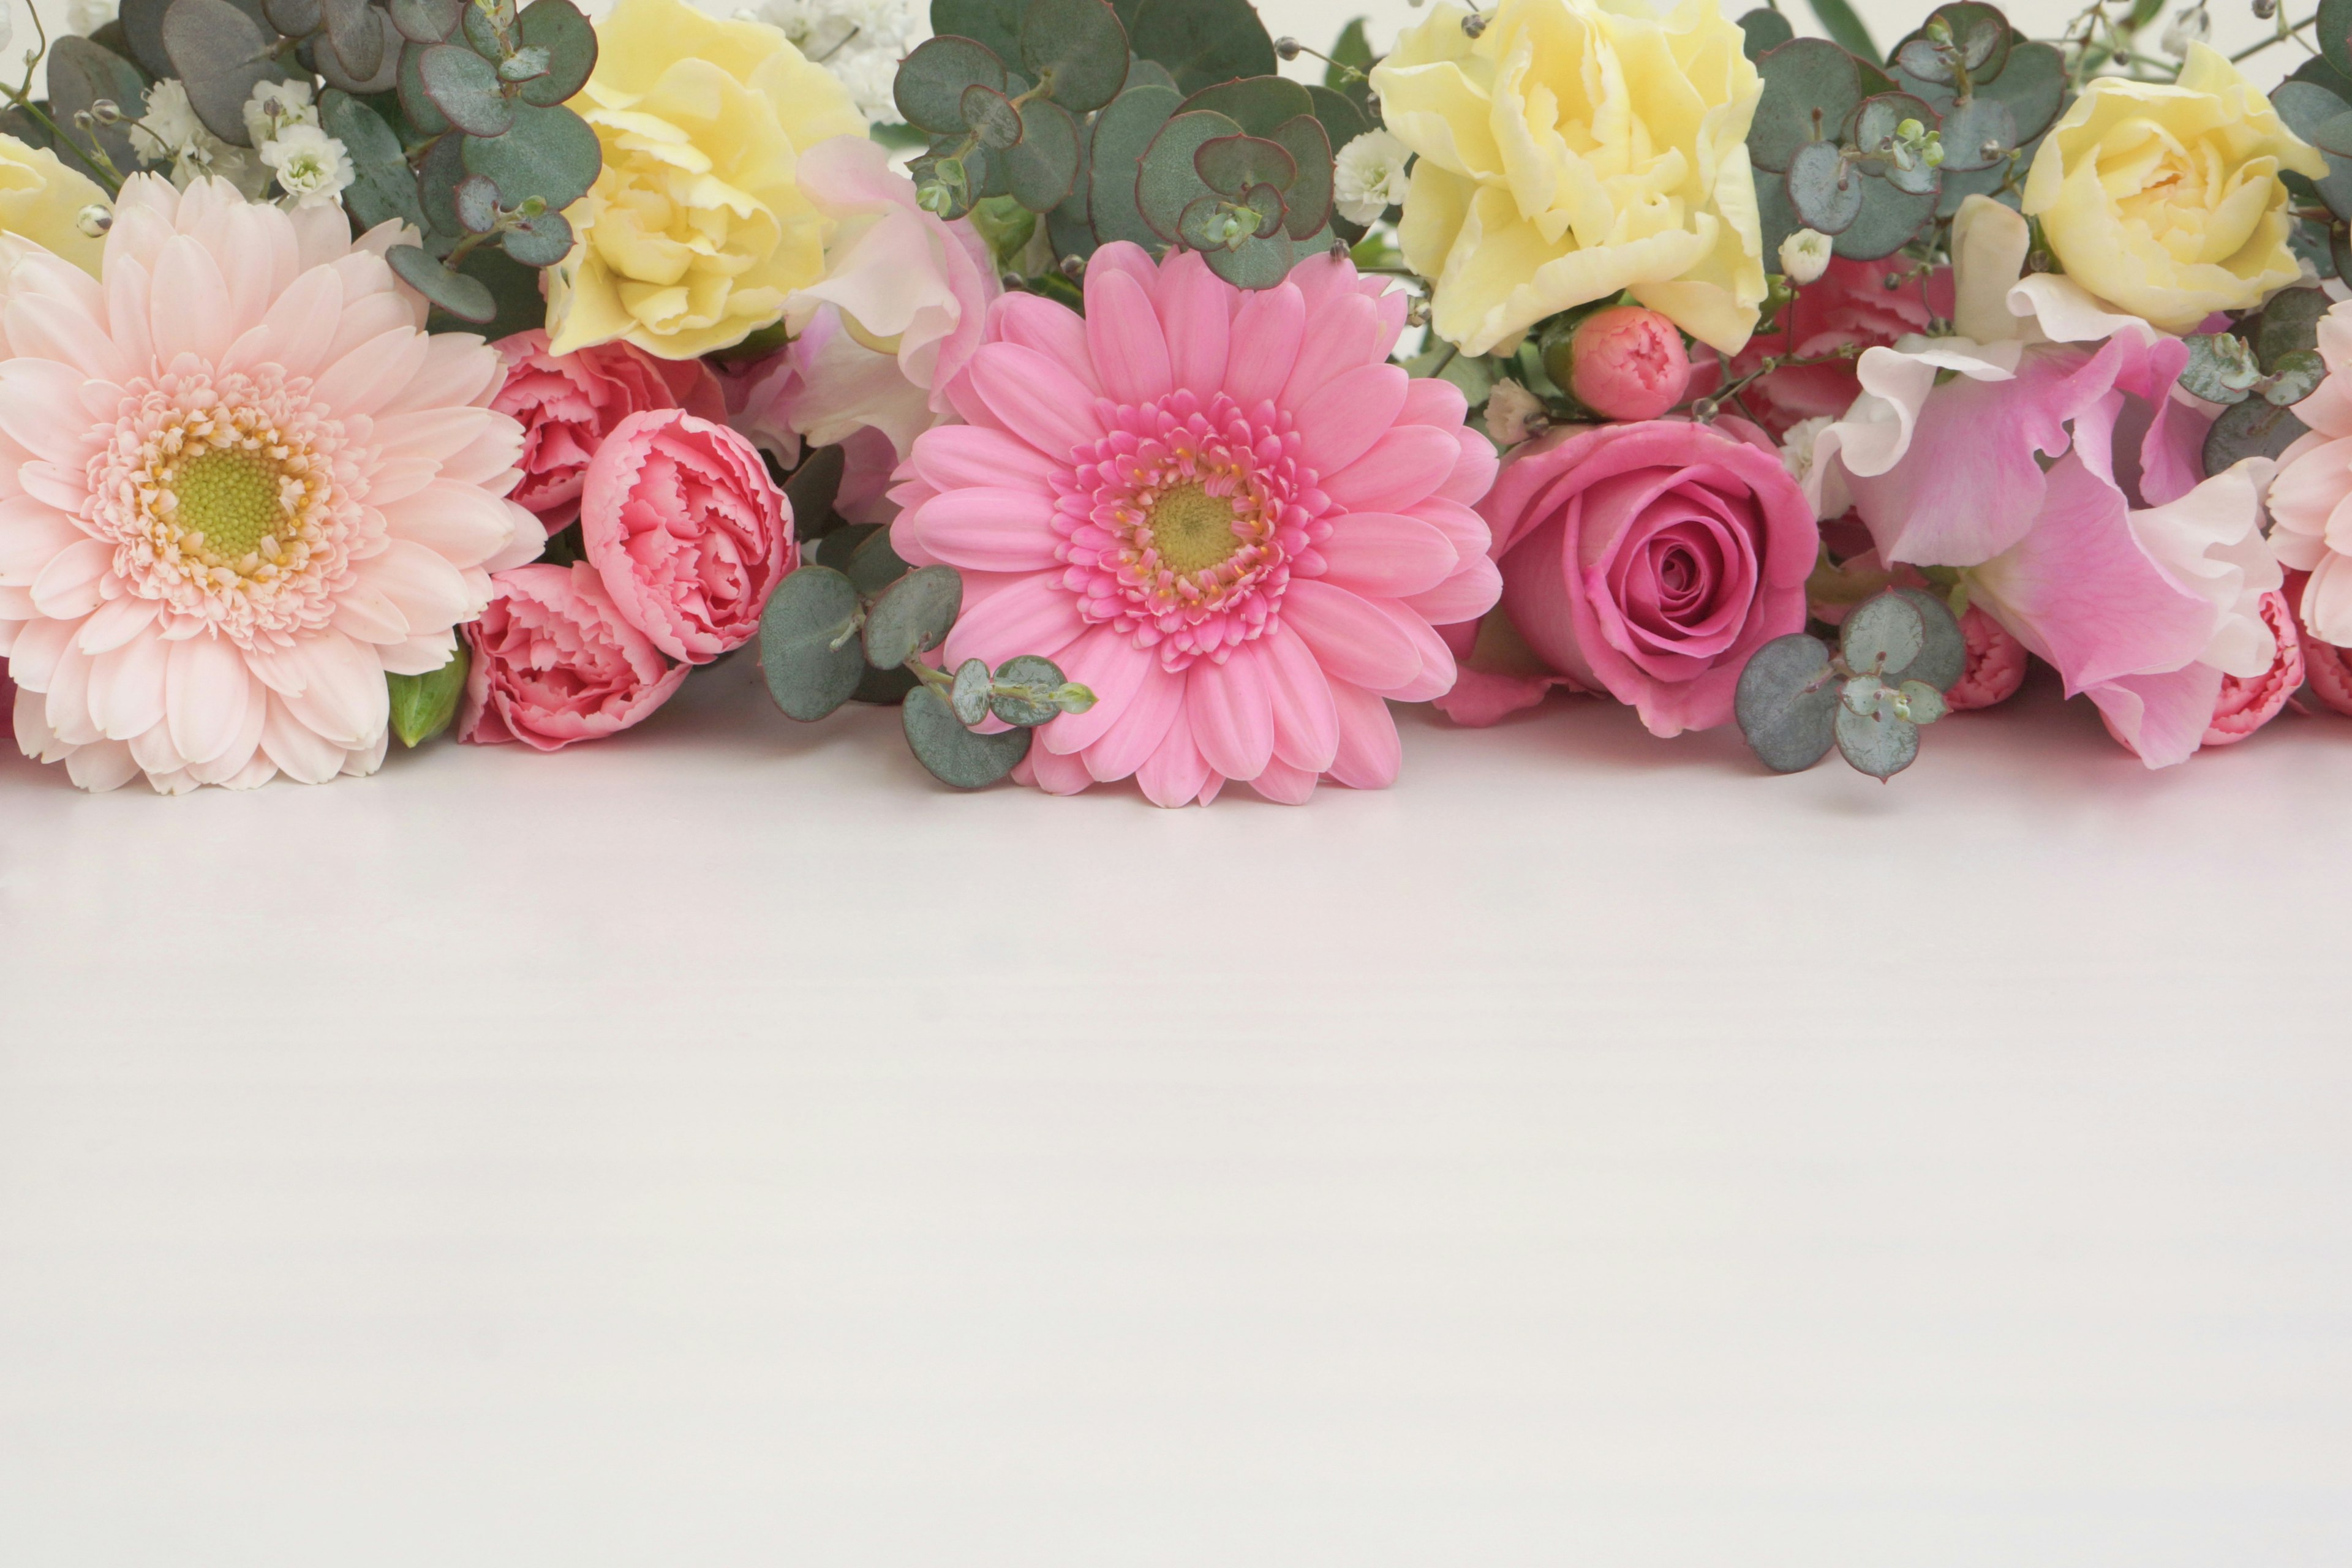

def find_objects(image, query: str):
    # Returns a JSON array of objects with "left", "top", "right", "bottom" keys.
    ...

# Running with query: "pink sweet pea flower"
[
  {"left": 888, "top": 243, "right": 1499, "bottom": 805},
  {"left": 458, "top": 563, "right": 688, "bottom": 751},
  {"left": 491, "top": 331, "right": 727, "bottom": 527},
  {"left": 581, "top": 410, "right": 796, "bottom": 665}
]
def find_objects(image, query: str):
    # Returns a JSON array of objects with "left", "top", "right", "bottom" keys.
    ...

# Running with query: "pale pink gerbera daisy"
[
  {"left": 0, "top": 176, "right": 541, "bottom": 793},
  {"left": 889, "top": 243, "right": 1499, "bottom": 805}
]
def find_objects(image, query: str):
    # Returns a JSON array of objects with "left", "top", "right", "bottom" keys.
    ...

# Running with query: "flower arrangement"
[{"left": 0, "top": 0, "right": 2348, "bottom": 798}]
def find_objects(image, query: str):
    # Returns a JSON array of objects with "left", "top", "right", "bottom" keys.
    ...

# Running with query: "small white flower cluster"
[
  {"left": 1333, "top": 129, "right": 1411, "bottom": 226},
  {"left": 744, "top": 0, "right": 929, "bottom": 126},
  {"left": 136, "top": 79, "right": 352, "bottom": 210},
  {"left": 63, "top": 0, "right": 119, "bottom": 37}
]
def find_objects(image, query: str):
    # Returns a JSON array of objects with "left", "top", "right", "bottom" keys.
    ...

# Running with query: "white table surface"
[{"left": 2, "top": 658, "right": 2348, "bottom": 1566}]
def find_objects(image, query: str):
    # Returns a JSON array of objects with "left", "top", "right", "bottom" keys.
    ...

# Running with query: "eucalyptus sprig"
[{"left": 1735, "top": 589, "right": 1968, "bottom": 781}]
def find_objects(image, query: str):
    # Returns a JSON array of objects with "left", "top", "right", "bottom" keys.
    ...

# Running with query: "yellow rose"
[
  {"left": 0, "top": 134, "right": 107, "bottom": 277},
  {"left": 1370, "top": 0, "right": 1765, "bottom": 358},
  {"left": 2022, "top": 43, "right": 2326, "bottom": 334},
  {"left": 546, "top": 0, "right": 865, "bottom": 359}
]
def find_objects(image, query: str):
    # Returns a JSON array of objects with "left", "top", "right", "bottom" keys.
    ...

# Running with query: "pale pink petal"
[
  {"left": 1085, "top": 266, "right": 1173, "bottom": 406},
  {"left": 7, "top": 612, "right": 76, "bottom": 689},
  {"left": 1283, "top": 579, "right": 1422, "bottom": 690},
  {"left": 1257, "top": 620, "right": 1340, "bottom": 773},
  {"left": 62, "top": 737, "right": 139, "bottom": 791},
  {"left": 1374, "top": 598, "right": 1460, "bottom": 701},
  {"left": 312, "top": 328, "right": 432, "bottom": 421},
  {"left": 1247, "top": 758, "right": 1319, "bottom": 804},
  {"left": 148, "top": 233, "right": 235, "bottom": 366},
  {"left": 968, "top": 342, "right": 1104, "bottom": 458},
  {"left": 86, "top": 625, "right": 170, "bottom": 739},
  {"left": 1324, "top": 680, "right": 1401, "bottom": 790},
  {"left": 1294, "top": 363, "right": 1409, "bottom": 479},
  {"left": 1080, "top": 658, "right": 1183, "bottom": 782},
  {"left": 0, "top": 360, "right": 101, "bottom": 467},
  {"left": 992, "top": 293, "right": 1102, "bottom": 394},
  {"left": 1403, "top": 553, "right": 1505, "bottom": 626},
  {"left": 187, "top": 671, "right": 268, "bottom": 784},
  {"left": 0, "top": 500, "right": 88, "bottom": 586},
  {"left": 30, "top": 537, "right": 113, "bottom": 619},
  {"left": 1223, "top": 282, "right": 1306, "bottom": 410},
  {"left": 165, "top": 632, "right": 252, "bottom": 764},
  {"left": 1322, "top": 425, "right": 1463, "bottom": 512},
  {"left": 363, "top": 537, "right": 484, "bottom": 636},
  {"left": 1318, "top": 510, "right": 1457, "bottom": 597},
  {"left": 261, "top": 690, "right": 346, "bottom": 784},
  {"left": 1185, "top": 647, "right": 1275, "bottom": 780},
  {"left": 5, "top": 285, "right": 132, "bottom": 385},
  {"left": 2093, "top": 663, "right": 2227, "bottom": 768},
  {"left": 907, "top": 487, "right": 1065, "bottom": 571},
  {"left": 236, "top": 264, "right": 344, "bottom": 379},
  {"left": 1281, "top": 292, "right": 1379, "bottom": 409},
  {"left": 74, "top": 594, "right": 162, "bottom": 654},
  {"left": 277, "top": 628, "right": 390, "bottom": 750},
  {"left": 379, "top": 481, "right": 523, "bottom": 567},
  {"left": 1022, "top": 741, "right": 1095, "bottom": 794},
  {"left": 1136, "top": 699, "right": 1212, "bottom": 807},
  {"left": 44, "top": 639, "right": 100, "bottom": 741}
]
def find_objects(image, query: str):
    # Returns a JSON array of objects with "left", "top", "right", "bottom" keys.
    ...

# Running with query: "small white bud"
[
  {"left": 2160, "top": 4, "right": 2211, "bottom": 58},
  {"left": 1779, "top": 228, "right": 1834, "bottom": 286}
]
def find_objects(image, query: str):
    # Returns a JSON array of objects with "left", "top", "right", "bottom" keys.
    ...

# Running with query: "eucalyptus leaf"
[
  {"left": 1139, "top": 108, "right": 1240, "bottom": 242},
  {"left": 1088, "top": 82, "right": 1179, "bottom": 246},
  {"left": 2323, "top": 0, "right": 2352, "bottom": 82},
  {"left": 119, "top": 0, "right": 178, "bottom": 77},
  {"left": 1327, "top": 16, "right": 1371, "bottom": 86},
  {"left": 516, "top": 0, "right": 597, "bottom": 107},
  {"left": 500, "top": 209, "right": 575, "bottom": 266},
  {"left": 401, "top": 39, "right": 454, "bottom": 137},
  {"left": 962, "top": 83, "right": 1024, "bottom": 148},
  {"left": 951, "top": 658, "right": 993, "bottom": 725},
  {"left": 1833, "top": 178, "right": 1936, "bottom": 259},
  {"left": 1937, "top": 96, "right": 2014, "bottom": 173},
  {"left": 1267, "top": 114, "right": 1332, "bottom": 238},
  {"left": 1802, "top": 0, "right": 1877, "bottom": 62},
  {"left": 2179, "top": 333, "right": 2261, "bottom": 404},
  {"left": 161, "top": 0, "right": 296, "bottom": 145},
  {"left": 761, "top": 566, "right": 867, "bottom": 721},
  {"left": 2265, "top": 349, "right": 2327, "bottom": 407},
  {"left": 418, "top": 42, "right": 514, "bottom": 137},
  {"left": 388, "top": 644, "right": 468, "bottom": 747},
  {"left": 2254, "top": 285, "right": 2332, "bottom": 369},
  {"left": 317, "top": 11, "right": 404, "bottom": 95},
  {"left": 454, "top": 172, "right": 501, "bottom": 233},
  {"left": 462, "top": 102, "right": 603, "bottom": 216},
  {"left": 1890, "top": 588, "right": 1966, "bottom": 690},
  {"left": 845, "top": 526, "right": 913, "bottom": 596},
  {"left": 1126, "top": 0, "right": 1275, "bottom": 95},
  {"left": 1894, "top": 680, "right": 1948, "bottom": 725},
  {"left": 1980, "top": 41, "right": 2065, "bottom": 143},
  {"left": 1180, "top": 74, "right": 1314, "bottom": 137},
  {"left": 1834, "top": 701, "right": 1920, "bottom": 779},
  {"left": 1201, "top": 231, "right": 1292, "bottom": 287},
  {"left": 1020, "top": 0, "right": 1129, "bottom": 113},
  {"left": 390, "top": 0, "right": 463, "bottom": 42},
  {"left": 1787, "top": 141, "right": 1863, "bottom": 235},
  {"left": 898, "top": 35, "right": 1012, "bottom": 136},
  {"left": 46, "top": 37, "right": 148, "bottom": 177},
  {"left": 783, "top": 443, "right": 848, "bottom": 540},
  {"left": 386, "top": 243, "right": 497, "bottom": 323},
  {"left": 1007, "top": 97, "right": 1083, "bottom": 209},
  {"left": 1842, "top": 591, "right": 1926, "bottom": 676},
  {"left": 862, "top": 565, "right": 964, "bottom": 669},
  {"left": 933, "top": 0, "right": 1024, "bottom": 61},
  {"left": 322, "top": 0, "right": 387, "bottom": 79},
  {"left": 813, "top": 521, "right": 881, "bottom": 573},
  {"left": 854, "top": 664, "right": 922, "bottom": 704},
  {"left": 432, "top": 247, "right": 547, "bottom": 338},
  {"left": 988, "top": 654, "right": 1068, "bottom": 726},
  {"left": 320, "top": 89, "right": 429, "bottom": 233},
  {"left": 1738, "top": 7, "right": 1794, "bottom": 61},
  {"left": 2203, "top": 398, "right": 2309, "bottom": 477},
  {"left": 1749, "top": 38, "right": 1860, "bottom": 173},
  {"left": 903, "top": 684, "right": 1031, "bottom": 787},
  {"left": 1194, "top": 131, "right": 1294, "bottom": 198},
  {"left": 1848, "top": 91, "right": 1935, "bottom": 154},
  {"left": 1734, "top": 632, "right": 1839, "bottom": 773}
]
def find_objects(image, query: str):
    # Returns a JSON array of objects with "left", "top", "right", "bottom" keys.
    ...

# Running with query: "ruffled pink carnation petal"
[
  {"left": 2201, "top": 590, "right": 2302, "bottom": 745},
  {"left": 491, "top": 329, "right": 725, "bottom": 526},
  {"left": 889, "top": 244, "right": 1495, "bottom": 805},
  {"left": 1946, "top": 606, "right": 2028, "bottom": 711},
  {"left": 458, "top": 562, "right": 687, "bottom": 750}
]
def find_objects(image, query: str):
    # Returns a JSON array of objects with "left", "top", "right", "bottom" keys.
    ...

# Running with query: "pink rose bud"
[
  {"left": 1564, "top": 306, "right": 1691, "bottom": 422},
  {"left": 581, "top": 409, "right": 796, "bottom": 665},
  {"left": 491, "top": 331, "right": 728, "bottom": 527},
  {"left": 458, "top": 564, "right": 689, "bottom": 752},
  {"left": 1946, "top": 606, "right": 2028, "bottom": 712},
  {"left": 2204, "top": 591, "right": 2304, "bottom": 745}
]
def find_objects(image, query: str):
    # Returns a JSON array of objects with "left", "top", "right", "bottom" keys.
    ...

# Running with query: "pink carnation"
[
  {"left": 458, "top": 563, "right": 687, "bottom": 750},
  {"left": 1697, "top": 259, "right": 1943, "bottom": 439},
  {"left": 581, "top": 410, "right": 794, "bottom": 664},
  {"left": 2201, "top": 590, "right": 2303, "bottom": 745},
  {"left": 2287, "top": 569, "right": 2352, "bottom": 718},
  {"left": 889, "top": 243, "right": 1499, "bottom": 806},
  {"left": 491, "top": 330, "right": 726, "bottom": 526},
  {"left": 1438, "top": 418, "right": 1817, "bottom": 737},
  {"left": 1948, "top": 606, "right": 2029, "bottom": 712}
]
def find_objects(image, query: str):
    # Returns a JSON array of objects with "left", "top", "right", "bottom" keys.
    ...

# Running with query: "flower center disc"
[
  {"left": 172, "top": 447, "right": 283, "bottom": 563},
  {"left": 1145, "top": 480, "right": 1241, "bottom": 576}
]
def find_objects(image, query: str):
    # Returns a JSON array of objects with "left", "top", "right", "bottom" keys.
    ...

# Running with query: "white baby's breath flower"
[
  {"left": 243, "top": 78, "right": 319, "bottom": 148},
  {"left": 1333, "top": 129, "right": 1411, "bottom": 225},
  {"left": 259, "top": 124, "right": 353, "bottom": 209},
  {"left": 2160, "top": 4, "right": 2211, "bottom": 58},
  {"left": 740, "top": 0, "right": 927, "bottom": 124},
  {"left": 137, "top": 79, "right": 272, "bottom": 200},
  {"left": 64, "top": 0, "right": 119, "bottom": 35},
  {"left": 1778, "top": 414, "right": 1838, "bottom": 511},
  {"left": 1778, "top": 227, "right": 1833, "bottom": 285}
]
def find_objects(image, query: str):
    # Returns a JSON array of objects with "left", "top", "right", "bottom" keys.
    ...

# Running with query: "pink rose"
[
  {"left": 458, "top": 563, "right": 688, "bottom": 751},
  {"left": 2201, "top": 590, "right": 2303, "bottom": 745},
  {"left": 581, "top": 409, "right": 795, "bottom": 664},
  {"left": 1438, "top": 418, "right": 1817, "bottom": 737},
  {"left": 1564, "top": 306, "right": 1691, "bottom": 421},
  {"left": 491, "top": 331, "right": 727, "bottom": 526},
  {"left": 1697, "top": 258, "right": 1944, "bottom": 439}
]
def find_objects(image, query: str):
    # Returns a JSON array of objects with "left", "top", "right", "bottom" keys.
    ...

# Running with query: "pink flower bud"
[
  {"left": 1565, "top": 306, "right": 1691, "bottom": 422},
  {"left": 2203, "top": 591, "right": 2304, "bottom": 745}
]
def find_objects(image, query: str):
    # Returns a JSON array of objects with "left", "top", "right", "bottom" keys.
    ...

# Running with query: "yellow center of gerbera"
[
  {"left": 1145, "top": 481, "right": 1242, "bottom": 576},
  {"left": 171, "top": 447, "right": 285, "bottom": 563}
]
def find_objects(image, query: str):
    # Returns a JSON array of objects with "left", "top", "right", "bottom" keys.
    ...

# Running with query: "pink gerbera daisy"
[
  {"left": 889, "top": 243, "right": 1499, "bottom": 805},
  {"left": 0, "top": 176, "right": 541, "bottom": 793}
]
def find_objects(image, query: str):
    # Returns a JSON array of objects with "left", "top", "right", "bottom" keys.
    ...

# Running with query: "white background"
[{"left": 4, "top": 1, "right": 2350, "bottom": 1564}]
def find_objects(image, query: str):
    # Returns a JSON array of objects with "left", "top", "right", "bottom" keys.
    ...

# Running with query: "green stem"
[
  {"left": 0, "top": 86, "right": 121, "bottom": 197},
  {"left": 2233, "top": 11, "right": 2314, "bottom": 64}
]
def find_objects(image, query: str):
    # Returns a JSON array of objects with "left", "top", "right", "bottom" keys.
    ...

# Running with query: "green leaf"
[
  {"left": 862, "top": 564, "right": 963, "bottom": 668},
  {"left": 1786, "top": 141, "right": 1862, "bottom": 234},
  {"left": 500, "top": 209, "right": 575, "bottom": 266},
  {"left": 1008, "top": 97, "right": 1083, "bottom": 209},
  {"left": 1834, "top": 699, "right": 1920, "bottom": 779},
  {"left": 903, "top": 684, "right": 1031, "bottom": 787},
  {"left": 454, "top": 172, "right": 501, "bottom": 232},
  {"left": 1179, "top": 74, "right": 1313, "bottom": 137},
  {"left": 1735, "top": 633, "right": 1839, "bottom": 772},
  {"left": 390, "top": 0, "right": 462, "bottom": 42},
  {"left": 932, "top": 0, "right": 1024, "bottom": 61},
  {"left": 2274, "top": 81, "right": 2352, "bottom": 220},
  {"left": 462, "top": 0, "right": 516, "bottom": 58},
  {"left": 1020, "top": 0, "right": 1130, "bottom": 113},
  {"left": 1749, "top": 38, "right": 1860, "bottom": 174},
  {"left": 418, "top": 42, "right": 514, "bottom": 137},
  {"left": 1126, "top": 0, "right": 1276, "bottom": 95},
  {"left": 2323, "top": 0, "right": 2352, "bottom": 81},
  {"left": 897, "top": 35, "right": 1012, "bottom": 136},
  {"left": 1842, "top": 590, "right": 1925, "bottom": 676},
  {"left": 782, "top": 443, "right": 848, "bottom": 541},
  {"left": 1740, "top": 7, "right": 1795, "bottom": 61},
  {"left": 1831, "top": 178, "right": 1935, "bottom": 259},
  {"left": 2179, "top": 333, "right": 2261, "bottom": 404},
  {"left": 322, "top": 0, "right": 390, "bottom": 81},
  {"left": 1893, "top": 680, "right": 1948, "bottom": 725},
  {"left": 161, "top": 0, "right": 296, "bottom": 145},
  {"left": 1194, "top": 130, "right": 1294, "bottom": 197},
  {"left": 432, "top": 246, "right": 547, "bottom": 337},
  {"left": 951, "top": 658, "right": 993, "bottom": 724},
  {"left": 1937, "top": 96, "right": 2015, "bottom": 173},
  {"left": 1803, "top": 0, "right": 1877, "bottom": 64},
  {"left": 118, "top": 0, "right": 179, "bottom": 78},
  {"left": 987, "top": 654, "right": 1069, "bottom": 725},
  {"left": 46, "top": 37, "right": 149, "bottom": 176},
  {"left": 1201, "top": 232, "right": 1292, "bottom": 287},
  {"left": 845, "top": 526, "right": 913, "bottom": 596},
  {"left": 813, "top": 521, "right": 881, "bottom": 572},
  {"left": 962, "top": 83, "right": 1023, "bottom": 148},
  {"left": 516, "top": 0, "right": 596, "bottom": 105},
  {"left": 387, "top": 244, "right": 497, "bottom": 323},
  {"left": 1088, "top": 81, "right": 1180, "bottom": 246},
  {"left": 418, "top": 127, "right": 468, "bottom": 239},
  {"left": 461, "top": 102, "right": 603, "bottom": 215},
  {"left": 1267, "top": 114, "right": 1332, "bottom": 238},
  {"left": 1890, "top": 588, "right": 1966, "bottom": 690},
  {"left": 1328, "top": 17, "right": 1371, "bottom": 85},
  {"left": 2254, "top": 285, "right": 2332, "bottom": 369},
  {"left": 388, "top": 644, "right": 468, "bottom": 747},
  {"left": 761, "top": 565, "right": 867, "bottom": 721},
  {"left": 854, "top": 664, "right": 922, "bottom": 704},
  {"left": 971, "top": 192, "right": 1039, "bottom": 264},
  {"left": 1138, "top": 108, "right": 1240, "bottom": 242},
  {"left": 401, "top": 40, "right": 455, "bottom": 137},
  {"left": 321, "top": 89, "right": 430, "bottom": 233},
  {"left": 2203, "top": 398, "right": 2310, "bottom": 477},
  {"left": 2266, "top": 349, "right": 2327, "bottom": 407}
]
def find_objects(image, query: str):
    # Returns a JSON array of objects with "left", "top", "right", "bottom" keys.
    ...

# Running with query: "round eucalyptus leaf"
[
  {"left": 951, "top": 658, "right": 993, "bottom": 725},
  {"left": 1833, "top": 178, "right": 1936, "bottom": 259},
  {"left": 962, "top": 83, "right": 1025, "bottom": 149},
  {"left": 118, "top": 0, "right": 178, "bottom": 77},
  {"left": 1748, "top": 38, "right": 1860, "bottom": 173},
  {"left": 897, "top": 35, "right": 1011, "bottom": 136},
  {"left": 318, "top": 12, "right": 405, "bottom": 94},
  {"left": 761, "top": 565, "right": 867, "bottom": 721},
  {"left": 1202, "top": 231, "right": 1292, "bottom": 288},
  {"left": 1786, "top": 141, "right": 1863, "bottom": 235},
  {"left": 2204, "top": 398, "right": 2310, "bottom": 477},
  {"left": 2255, "top": 285, "right": 2332, "bottom": 369},
  {"left": 320, "top": 90, "right": 429, "bottom": 233},
  {"left": 1939, "top": 2, "right": 2010, "bottom": 75},
  {"left": 845, "top": 526, "right": 912, "bottom": 596},
  {"left": 903, "top": 685, "right": 1032, "bottom": 787},
  {"left": 1089, "top": 82, "right": 1180, "bottom": 246},
  {"left": 2268, "top": 349, "right": 2328, "bottom": 407},
  {"left": 1738, "top": 6, "right": 1793, "bottom": 61},
  {"left": 1894, "top": 680, "right": 1948, "bottom": 725},
  {"left": 1178, "top": 192, "right": 1240, "bottom": 250},
  {"left": 1734, "top": 632, "right": 1839, "bottom": 773},
  {"left": 2322, "top": 0, "right": 2352, "bottom": 81},
  {"left": 1835, "top": 701, "right": 1921, "bottom": 780},
  {"left": 1267, "top": 113, "right": 1332, "bottom": 238},
  {"left": 418, "top": 127, "right": 469, "bottom": 239},
  {"left": 1937, "top": 96, "right": 2015, "bottom": 172},
  {"left": 1125, "top": 0, "right": 1276, "bottom": 95},
  {"left": 45, "top": 37, "right": 148, "bottom": 176},
  {"left": 1842, "top": 590, "right": 1926, "bottom": 676},
  {"left": 1138, "top": 109, "right": 1240, "bottom": 242},
  {"left": 1008, "top": 97, "right": 1084, "bottom": 210},
  {"left": 1305, "top": 83, "right": 1367, "bottom": 149},
  {"left": 418, "top": 41, "right": 513, "bottom": 137},
  {"left": 783, "top": 444, "right": 848, "bottom": 541},
  {"left": 454, "top": 173, "right": 500, "bottom": 233},
  {"left": 462, "top": 0, "right": 516, "bottom": 57},
  {"left": 390, "top": 0, "right": 462, "bottom": 42},
  {"left": 1020, "top": 0, "right": 1129, "bottom": 113},
  {"left": 1178, "top": 74, "right": 1314, "bottom": 137},
  {"left": 933, "top": 0, "right": 1023, "bottom": 61},
  {"left": 462, "top": 102, "right": 603, "bottom": 213},
  {"left": 500, "top": 209, "right": 575, "bottom": 267},
  {"left": 1052, "top": 682, "right": 1096, "bottom": 714},
  {"left": 1980, "top": 40, "right": 2065, "bottom": 143},
  {"left": 1894, "top": 37, "right": 1951, "bottom": 86},
  {"left": 1847, "top": 92, "right": 1936, "bottom": 154},
  {"left": 1194, "top": 130, "right": 1294, "bottom": 200},
  {"left": 387, "top": 243, "right": 497, "bottom": 323},
  {"left": 516, "top": 0, "right": 597, "bottom": 106},
  {"left": 862, "top": 565, "right": 965, "bottom": 669},
  {"left": 988, "top": 654, "right": 1068, "bottom": 726},
  {"left": 1890, "top": 588, "right": 1966, "bottom": 690},
  {"left": 1841, "top": 673, "right": 1885, "bottom": 717},
  {"left": 162, "top": 0, "right": 296, "bottom": 145},
  {"left": 1124, "top": 56, "right": 1177, "bottom": 92},
  {"left": 812, "top": 521, "right": 881, "bottom": 573},
  {"left": 401, "top": 39, "right": 455, "bottom": 137},
  {"left": 321, "top": 0, "right": 386, "bottom": 79}
]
